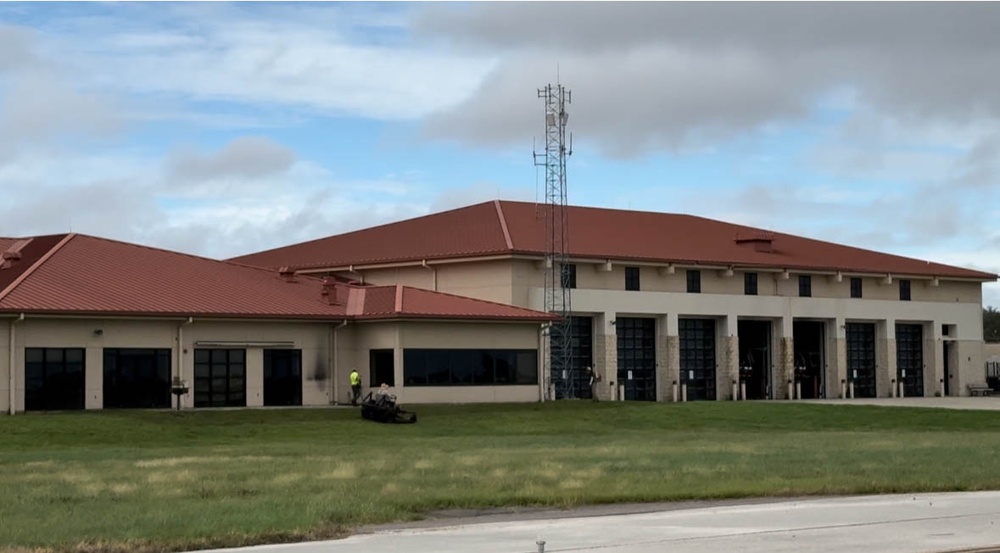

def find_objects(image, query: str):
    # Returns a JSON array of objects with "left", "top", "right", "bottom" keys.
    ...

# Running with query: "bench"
[{"left": 968, "top": 384, "right": 993, "bottom": 397}]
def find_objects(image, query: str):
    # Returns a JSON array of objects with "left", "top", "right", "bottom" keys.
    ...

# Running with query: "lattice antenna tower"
[{"left": 533, "top": 83, "right": 574, "bottom": 399}]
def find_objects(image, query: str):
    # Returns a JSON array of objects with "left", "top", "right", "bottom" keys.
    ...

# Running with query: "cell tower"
[{"left": 533, "top": 83, "right": 574, "bottom": 399}]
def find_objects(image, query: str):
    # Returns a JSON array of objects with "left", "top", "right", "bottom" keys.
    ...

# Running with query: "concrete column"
[
  {"left": 665, "top": 313, "right": 680, "bottom": 401},
  {"left": 925, "top": 322, "right": 942, "bottom": 397},
  {"left": 594, "top": 312, "right": 617, "bottom": 401},
  {"left": 831, "top": 317, "right": 847, "bottom": 398},
  {"left": 85, "top": 347, "right": 102, "bottom": 410},
  {"left": 877, "top": 320, "right": 896, "bottom": 398},
  {"left": 246, "top": 347, "right": 264, "bottom": 407},
  {"left": 655, "top": 314, "right": 669, "bottom": 401},
  {"left": 778, "top": 316, "right": 794, "bottom": 399},
  {"left": 722, "top": 314, "right": 739, "bottom": 401}
]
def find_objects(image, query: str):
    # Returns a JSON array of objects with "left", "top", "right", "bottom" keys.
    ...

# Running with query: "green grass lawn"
[{"left": 3, "top": 402, "right": 1000, "bottom": 553}]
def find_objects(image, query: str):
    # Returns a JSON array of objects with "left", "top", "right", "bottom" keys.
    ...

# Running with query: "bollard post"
[
  {"left": 849, "top": 381, "right": 855, "bottom": 399},
  {"left": 740, "top": 381, "right": 746, "bottom": 401},
  {"left": 900, "top": 381, "right": 905, "bottom": 399},
  {"left": 682, "top": 383, "right": 688, "bottom": 402},
  {"left": 787, "top": 380, "right": 793, "bottom": 400},
  {"left": 731, "top": 380, "right": 738, "bottom": 401},
  {"left": 537, "top": 539, "right": 546, "bottom": 553},
  {"left": 672, "top": 381, "right": 678, "bottom": 402},
  {"left": 891, "top": 379, "right": 896, "bottom": 398},
  {"left": 618, "top": 384, "right": 625, "bottom": 401},
  {"left": 795, "top": 381, "right": 801, "bottom": 400}
]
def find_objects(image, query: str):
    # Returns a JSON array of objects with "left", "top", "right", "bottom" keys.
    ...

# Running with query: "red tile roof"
[
  {"left": 358, "top": 285, "right": 556, "bottom": 321},
  {"left": 230, "top": 200, "right": 997, "bottom": 280},
  {"left": 0, "top": 234, "right": 552, "bottom": 322}
]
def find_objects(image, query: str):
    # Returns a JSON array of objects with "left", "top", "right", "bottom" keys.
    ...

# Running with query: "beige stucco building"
[
  {"left": 234, "top": 200, "right": 997, "bottom": 401},
  {"left": 0, "top": 233, "right": 550, "bottom": 414}
]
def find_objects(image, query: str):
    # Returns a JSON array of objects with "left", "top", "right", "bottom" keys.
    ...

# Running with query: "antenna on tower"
[{"left": 533, "top": 82, "right": 575, "bottom": 400}]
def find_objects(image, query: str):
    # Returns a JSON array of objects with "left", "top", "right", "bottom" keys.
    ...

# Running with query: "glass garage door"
[
  {"left": 896, "top": 324, "right": 924, "bottom": 397},
  {"left": 846, "top": 323, "right": 877, "bottom": 398},
  {"left": 680, "top": 319, "right": 716, "bottom": 401},
  {"left": 616, "top": 317, "right": 656, "bottom": 401}
]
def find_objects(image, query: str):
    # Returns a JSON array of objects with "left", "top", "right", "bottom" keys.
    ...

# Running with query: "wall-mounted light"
[{"left": 93, "top": 329, "right": 103, "bottom": 336}]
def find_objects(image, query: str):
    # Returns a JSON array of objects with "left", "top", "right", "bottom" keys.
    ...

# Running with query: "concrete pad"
[
  {"left": 799, "top": 397, "right": 1000, "bottom": 411},
  {"left": 197, "top": 492, "right": 1000, "bottom": 553}
]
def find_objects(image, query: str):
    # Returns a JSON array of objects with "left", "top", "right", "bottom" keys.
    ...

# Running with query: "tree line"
[{"left": 986, "top": 307, "right": 1000, "bottom": 343}]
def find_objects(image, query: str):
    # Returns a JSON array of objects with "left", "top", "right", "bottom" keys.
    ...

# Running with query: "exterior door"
[
  {"left": 895, "top": 324, "right": 924, "bottom": 397},
  {"left": 24, "top": 348, "right": 85, "bottom": 411},
  {"left": 263, "top": 349, "right": 302, "bottom": 406},
  {"left": 680, "top": 318, "right": 716, "bottom": 400},
  {"left": 846, "top": 323, "right": 877, "bottom": 398},
  {"left": 616, "top": 317, "right": 656, "bottom": 401},
  {"left": 194, "top": 349, "right": 247, "bottom": 407},
  {"left": 103, "top": 348, "right": 171, "bottom": 409}
]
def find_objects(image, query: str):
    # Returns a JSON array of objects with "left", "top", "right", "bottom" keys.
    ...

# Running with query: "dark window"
[
  {"left": 25, "top": 348, "right": 85, "bottom": 411},
  {"left": 369, "top": 349, "right": 395, "bottom": 386},
  {"left": 625, "top": 267, "right": 640, "bottom": 291},
  {"left": 263, "top": 349, "right": 301, "bottom": 406},
  {"left": 403, "top": 349, "right": 538, "bottom": 386},
  {"left": 799, "top": 275, "right": 812, "bottom": 297},
  {"left": 561, "top": 263, "right": 577, "bottom": 289},
  {"left": 193, "top": 349, "right": 246, "bottom": 407},
  {"left": 686, "top": 269, "right": 701, "bottom": 293},
  {"left": 899, "top": 279, "right": 911, "bottom": 301},
  {"left": 103, "top": 348, "right": 171, "bottom": 409},
  {"left": 850, "top": 277, "right": 863, "bottom": 298},
  {"left": 744, "top": 272, "right": 758, "bottom": 295}
]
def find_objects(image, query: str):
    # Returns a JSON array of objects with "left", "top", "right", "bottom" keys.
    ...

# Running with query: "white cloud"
[{"left": 42, "top": 4, "right": 495, "bottom": 122}]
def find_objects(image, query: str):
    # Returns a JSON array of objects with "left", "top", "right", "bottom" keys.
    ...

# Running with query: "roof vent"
[
  {"left": 278, "top": 266, "right": 297, "bottom": 283},
  {"left": 1, "top": 239, "right": 30, "bottom": 270},
  {"left": 734, "top": 231, "right": 775, "bottom": 253},
  {"left": 320, "top": 277, "right": 340, "bottom": 305}
]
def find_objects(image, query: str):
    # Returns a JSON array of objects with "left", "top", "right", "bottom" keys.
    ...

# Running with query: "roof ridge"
[
  {"left": 76, "top": 233, "right": 308, "bottom": 279},
  {"left": 0, "top": 233, "right": 76, "bottom": 303},
  {"left": 494, "top": 199, "right": 514, "bottom": 250}
]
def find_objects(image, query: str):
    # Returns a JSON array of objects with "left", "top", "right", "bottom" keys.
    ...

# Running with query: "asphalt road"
[{"left": 200, "top": 491, "right": 1000, "bottom": 553}]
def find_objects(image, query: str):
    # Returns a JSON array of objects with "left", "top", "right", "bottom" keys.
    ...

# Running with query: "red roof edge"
[{"left": 0, "top": 233, "right": 76, "bottom": 303}]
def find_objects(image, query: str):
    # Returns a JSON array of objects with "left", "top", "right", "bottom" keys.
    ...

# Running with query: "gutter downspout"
[
  {"left": 421, "top": 260, "right": 438, "bottom": 291},
  {"left": 332, "top": 320, "right": 349, "bottom": 405},
  {"left": 176, "top": 317, "right": 193, "bottom": 410},
  {"left": 9, "top": 313, "right": 23, "bottom": 415}
]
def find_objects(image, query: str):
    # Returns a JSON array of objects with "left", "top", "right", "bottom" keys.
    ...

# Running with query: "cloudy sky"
[{"left": 2, "top": 2, "right": 1000, "bottom": 306}]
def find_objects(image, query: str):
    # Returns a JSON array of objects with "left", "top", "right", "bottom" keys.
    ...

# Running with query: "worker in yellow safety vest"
[{"left": 349, "top": 368, "right": 361, "bottom": 406}]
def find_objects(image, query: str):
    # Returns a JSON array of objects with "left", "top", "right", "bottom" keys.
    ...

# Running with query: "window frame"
[
  {"left": 686, "top": 269, "right": 701, "bottom": 294},
  {"left": 625, "top": 266, "right": 641, "bottom": 291},
  {"left": 744, "top": 272, "right": 758, "bottom": 296},
  {"left": 850, "top": 277, "right": 863, "bottom": 299},
  {"left": 561, "top": 263, "right": 577, "bottom": 289},
  {"left": 798, "top": 275, "right": 812, "bottom": 298},
  {"left": 403, "top": 349, "right": 538, "bottom": 387},
  {"left": 899, "top": 279, "right": 911, "bottom": 301}
]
